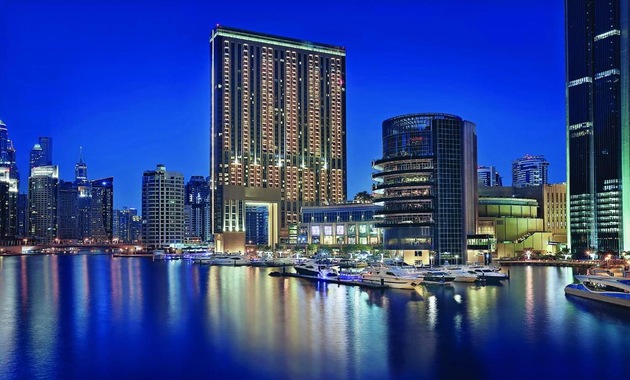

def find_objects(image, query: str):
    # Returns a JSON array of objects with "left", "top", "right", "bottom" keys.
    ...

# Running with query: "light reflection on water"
[{"left": 1, "top": 255, "right": 629, "bottom": 379}]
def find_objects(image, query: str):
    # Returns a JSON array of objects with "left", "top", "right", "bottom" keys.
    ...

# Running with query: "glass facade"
[
  {"left": 565, "top": 0, "right": 630, "bottom": 254},
  {"left": 511, "top": 155, "right": 549, "bottom": 188},
  {"left": 373, "top": 113, "right": 477, "bottom": 263},
  {"left": 300, "top": 204, "right": 382, "bottom": 246}
]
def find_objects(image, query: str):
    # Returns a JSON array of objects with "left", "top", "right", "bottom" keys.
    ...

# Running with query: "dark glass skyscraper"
[
  {"left": 185, "top": 176, "right": 211, "bottom": 242},
  {"left": 210, "top": 26, "right": 347, "bottom": 253},
  {"left": 29, "top": 137, "right": 52, "bottom": 171},
  {"left": 372, "top": 113, "right": 477, "bottom": 264},
  {"left": 565, "top": 0, "right": 630, "bottom": 254}
]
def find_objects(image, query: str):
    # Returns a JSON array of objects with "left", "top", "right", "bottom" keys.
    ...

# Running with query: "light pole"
[
  {"left": 455, "top": 254, "right": 460, "bottom": 266},
  {"left": 429, "top": 253, "right": 434, "bottom": 268}
]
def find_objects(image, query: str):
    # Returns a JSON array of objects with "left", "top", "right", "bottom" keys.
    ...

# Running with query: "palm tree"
[{"left": 353, "top": 191, "right": 373, "bottom": 204}]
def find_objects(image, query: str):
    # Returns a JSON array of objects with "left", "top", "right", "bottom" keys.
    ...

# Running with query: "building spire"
[{"left": 79, "top": 146, "right": 84, "bottom": 164}]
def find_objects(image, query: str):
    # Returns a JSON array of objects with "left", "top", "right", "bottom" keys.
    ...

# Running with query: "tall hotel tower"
[
  {"left": 210, "top": 26, "right": 347, "bottom": 253},
  {"left": 565, "top": 1, "right": 630, "bottom": 254}
]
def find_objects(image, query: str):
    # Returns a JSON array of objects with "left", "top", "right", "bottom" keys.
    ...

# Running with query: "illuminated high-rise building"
[
  {"left": 185, "top": 176, "right": 211, "bottom": 242},
  {"left": 28, "top": 165, "right": 58, "bottom": 242},
  {"left": 565, "top": 0, "right": 630, "bottom": 254},
  {"left": 91, "top": 177, "right": 114, "bottom": 242},
  {"left": 372, "top": 113, "right": 478, "bottom": 265},
  {"left": 210, "top": 26, "right": 347, "bottom": 252},
  {"left": 477, "top": 165, "right": 503, "bottom": 187},
  {"left": 142, "top": 165, "right": 184, "bottom": 249},
  {"left": 0, "top": 120, "right": 19, "bottom": 182},
  {"left": 512, "top": 154, "right": 549, "bottom": 188},
  {"left": 29, "top": 137, "right": 53, "bottom": 170}
]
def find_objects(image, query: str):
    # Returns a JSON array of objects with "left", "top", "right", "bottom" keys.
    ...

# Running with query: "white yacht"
[
  {"left": 361, "top": 265, "right": 423, "bottom": 289},
  {"left": 441, "top": 267, "right": 479, "bottom": 283},
  {"left": 417, "top": 270, "right": 456, "bottom": 284},
  {"left": 464, "top": 266, "right": 508, "bottom": 283},
  {"left": 565, "top": 275, "right": 630, "bottom": 308},
  {"left": 293, "top": 259, "right": 340, "bottom": 278},
  {"left": 211, "top": 255, "right": 251, "bottom": 266}
]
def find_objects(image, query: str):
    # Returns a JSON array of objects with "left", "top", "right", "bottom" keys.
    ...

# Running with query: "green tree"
[{"left": 353, "top": 191, "right": 373, "bottom": 204}]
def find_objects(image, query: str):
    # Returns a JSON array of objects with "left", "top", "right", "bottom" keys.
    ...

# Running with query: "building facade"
[
  {"left": 91, "top": 177, "right": 114, "bottom": 242},
  {"left": 184, "top": 176, "right": 211, "bottom": 242},
  {"left": 0, "top": 120, "right": 19, "bottom": 182},
  {"left": 142, "top": 165, "right": 184, "bottom": 249},
  {"left": 512, "top": 154, "right": 549, "bottom": 188},
  {"left": 300, "top": 203, "right": 383, "bottom": 247},
  {"left": 210, "top": 26, "right": 347, "bottom": 253},
  {"left": 29, "top": 137, "right": 52, "bottom": 170},
  {"left": 114, "top": 207, "right": 141, "bottom": 243},
  {"left": 566, "top": 0, "right": 630, "bottom": 254},
  {"left": 0, "top": 168, "right": 18, "bottom": 239},
  {"left": 477, "top": 197, "right": 554, "bottom": 259},
  {"left": 477, "top": 165, "right": 503, "bottom": 187},
  {"left": 28, "top": 165, "right": 59, "bottom": 243},
  {"left": 372, "top": 113, "right": 478, "bottom": 265}
]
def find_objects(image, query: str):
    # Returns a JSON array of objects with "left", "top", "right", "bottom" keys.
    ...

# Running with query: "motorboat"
[
  {"left": 293, "top": 259, "right": 340, "bottom": 278},
  {"left": 441, "top": 267, "right": 479, "bottom": 283},
  {"left": 211, "top": 255, "right": 251, "bottom": 266},
  {"left": 361, "top": 264, "right": 423, "bottom": 289},
  {"left": 564, "top": 275, "right": 630, "bottom": 308},
  {"left": 465, "top": 266, "right": 508, "bottom": 283},
  {"left": 418, "top": 270, "right": 456, "bottom": 284}
]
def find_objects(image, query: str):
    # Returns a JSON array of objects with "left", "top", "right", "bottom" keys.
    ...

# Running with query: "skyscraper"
[
  {"left": 565, "top": 1, "right": 630, "bottom": 254},
  {"left": 29, "top": 144, "right": 45, "bottom": 170},
  {"left": 91, "top": 177, "right": 114, "bottom": 242},
  {"left": 75, "top": 147, "right": 88, "bottom": 183},
  {"left": 372, "top": 113, "right": 478, "bottom": 265},
  {"left": 142, "top": 165, "right": 184, "bottom": 249},
  {"left": 0, "top": 167, "right": 18, "bottom": 238},
  {"left": 38, "top": 137, "right": 53, "bottom": 166},
  {"left": 57, "top": 180, "right": 78, "bottom": 240},
  {"left": 0, "top": 120, "right": 19, "bottom": 182},
  {"left": 28, "top": 165, "right": 58, "bottom": 242},
  {"left": 477, "top": 165, "right": 503, "bottom": 187},
  {"left": 114, "top": 207, "right": 141, "bottom": 243},
  {"left": 184, "top": 176, "right": 211, "bottom": 242},
  {"left": 210, "top": 26, "right": 346, "bottom": 253},
  {"left": 0, "top": 120, "right": 19, "bottom": 239},
  {"left": 512, "top": 154, "right": 549, "bottom": 188},
  {"left": 29, "top": 136, "right": 53, "bottom": 171}
]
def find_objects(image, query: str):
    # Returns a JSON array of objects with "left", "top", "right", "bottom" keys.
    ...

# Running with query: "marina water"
[{"left": 1, "top": 254, "right": 629, "bottom": 380}]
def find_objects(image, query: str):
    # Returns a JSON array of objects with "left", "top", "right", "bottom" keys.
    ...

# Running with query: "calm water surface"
[{"left": 1, "top": 254, "right": 629, "bottom": 380}]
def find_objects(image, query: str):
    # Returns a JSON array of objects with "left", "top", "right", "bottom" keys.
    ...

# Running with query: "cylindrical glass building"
[{"left": 372, "top": 113, "right": 477, "bottom": 265}]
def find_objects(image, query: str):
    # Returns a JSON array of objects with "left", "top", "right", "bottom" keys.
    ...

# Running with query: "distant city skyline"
[{"left": 0, "top": 1, "right": 566, "bottom": 209}]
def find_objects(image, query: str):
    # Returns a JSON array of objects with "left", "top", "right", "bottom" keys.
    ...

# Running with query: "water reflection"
[{"left": 1, "top": 257, "right": 630, "bottom": 379}]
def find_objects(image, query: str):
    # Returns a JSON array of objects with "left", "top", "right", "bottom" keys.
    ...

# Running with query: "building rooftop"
[{"left": 211, "top": 25, "right": 346, "bottom": 57}]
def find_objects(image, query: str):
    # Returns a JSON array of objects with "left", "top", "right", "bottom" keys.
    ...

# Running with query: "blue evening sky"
[{"left": 0, "top": 0, "right": 566, "bottom": 209}]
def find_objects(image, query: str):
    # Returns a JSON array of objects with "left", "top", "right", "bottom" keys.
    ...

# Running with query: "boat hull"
[
  {"left": 362, "top": 277, "right": 421, "bottom": 289},
  {"left": 565, "top": 284, "right": 630, "bottom": 308}
]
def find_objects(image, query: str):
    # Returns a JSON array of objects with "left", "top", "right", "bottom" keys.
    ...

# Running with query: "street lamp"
[
  {"left": 429, "top": 253, "right": 434, "bottom": 268},
  {"left": 526, "top": 250, "right": 532, "bottom": 260},
  {"left": 455, "top": 254, "right": 460, "bottom": 266}
]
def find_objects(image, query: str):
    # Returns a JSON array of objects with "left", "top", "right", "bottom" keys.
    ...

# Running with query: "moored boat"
[
  {"left": 564, "top": 275, "right": 630, "bottom": 308},
  {"left": 293, "top": 259, "right": 340, "bottom": 278},
  {"left": 361, "top": 264, "right": 423, "bottom": 289},
  {"left": 212, "top": 255, "right": 251, "bottom": 266}
]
